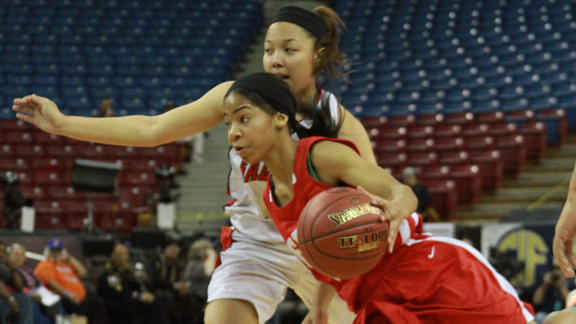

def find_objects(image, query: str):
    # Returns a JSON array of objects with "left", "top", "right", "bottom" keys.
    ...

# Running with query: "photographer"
[
  {"left": 1, "top": 171, "right": 27, "bottom": 229},
  {"left": 533, "top": 266, "right": 574, "bottom": 322}
]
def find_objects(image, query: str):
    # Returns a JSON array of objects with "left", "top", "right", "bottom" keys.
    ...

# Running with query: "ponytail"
[
  {"left": 295, "top": 94, "right": 344, "bottom": 139},
  {"left": 312, "top": 6, "right": 348, "bottom": 79}
]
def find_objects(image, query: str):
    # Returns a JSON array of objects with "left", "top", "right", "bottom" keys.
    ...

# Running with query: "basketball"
[{"left": 297, "top": 187, "right": 389, "bottom": 280}]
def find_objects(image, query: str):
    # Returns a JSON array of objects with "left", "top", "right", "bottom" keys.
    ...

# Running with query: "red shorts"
[{"left": 352, "top": 236, "right": 534, "bottom": 324}]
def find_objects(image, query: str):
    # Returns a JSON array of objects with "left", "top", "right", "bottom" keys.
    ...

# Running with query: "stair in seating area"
[{"left": 455, "top": 135, "right": 576, "bottom": 221}]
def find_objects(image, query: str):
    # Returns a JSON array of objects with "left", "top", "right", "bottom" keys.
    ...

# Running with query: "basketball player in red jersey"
[
  {"left": 222, "top": 72, "right": 536, "bottom": 324},
  {"left": 13, "top": 6, "right": 417, "bottom": 324}
]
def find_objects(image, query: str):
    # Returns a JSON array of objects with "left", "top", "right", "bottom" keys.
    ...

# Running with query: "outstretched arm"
[
  {"left": 554, "top": 161, "right": 576, "bottom": 277},
  {"left": 13, "top": 81, "right": 233, "bottom": 147},
  {"left": 309, "top": 141, "right": 418, "bottom": 252}
]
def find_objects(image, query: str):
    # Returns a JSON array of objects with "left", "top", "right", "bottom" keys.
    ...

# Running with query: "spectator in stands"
[
  {"left": 97, "top": 98, "right": 115, "bottom": 117},
  {"left": 533, "top": 266, "right": 575, "bottom": 323},
  {"left": 97, "top": 243, "right": 160, "bottom": 324},
  {"left": 182, "top": 239, "right": 217, "bottom": 324},
  {"left": 401, "top": 167, "right": 432, "bottom": 214},
  {"left": 0, "top": 241, "right": 34, "bottom": 324},
  {"left": 34, "top": 238, "right": 106, "bottom": 324},
  {"left": 8, "top": 243, "right": 63, "bottom": 324},
  {"left": 145, "top": 240, "right": 190, "bottom": 324},
  {"left": 1, "top": 171, "right": 27, "bottom": 229}
]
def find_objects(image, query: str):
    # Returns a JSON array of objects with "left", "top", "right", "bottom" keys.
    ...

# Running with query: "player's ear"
[{"left": 274, "top": 112, "right": 289, "bottom": 129}]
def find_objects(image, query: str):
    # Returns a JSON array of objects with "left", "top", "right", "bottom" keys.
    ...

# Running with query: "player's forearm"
[
  {"left": 391, "top": 184, "right": 419, "bottom": 219},
  {"left": 57, "top": 115, "right": 161, "bottom": 147},
  {"left": 311, "top": 281, "right": 336, "bottom": 313}
]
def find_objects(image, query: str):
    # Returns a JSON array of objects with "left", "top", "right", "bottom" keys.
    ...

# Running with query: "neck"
[
  {"left": 296, "top": 83, "right": 318, "bottom": 112},
  {"left": 263, "top": 135, "right": 299, "bottom": 187}
]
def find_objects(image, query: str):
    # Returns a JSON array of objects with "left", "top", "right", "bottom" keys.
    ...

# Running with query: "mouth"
[
  {"left": 274, "top": 73, "right": 290, "bottom": 80},
  {"left": 233, "top": 145, "right": 246, "bottom": 154}
]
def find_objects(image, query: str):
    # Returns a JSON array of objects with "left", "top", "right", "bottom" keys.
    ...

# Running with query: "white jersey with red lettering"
[{"left": 207, "top": 89, "right": 354, "bottom": 324}]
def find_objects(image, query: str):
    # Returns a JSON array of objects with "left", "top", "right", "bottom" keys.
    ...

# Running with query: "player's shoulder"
[{"left": 309, "top": 139, "right": 357, "bottom": 166}]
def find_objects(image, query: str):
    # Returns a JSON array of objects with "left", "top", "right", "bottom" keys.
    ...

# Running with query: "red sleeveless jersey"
[{"left": 263, "top": 137, "right": 534, "bottom": 323}]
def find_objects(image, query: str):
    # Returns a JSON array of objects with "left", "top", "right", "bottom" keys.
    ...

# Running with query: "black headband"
[
  {"left": 227, "top": 73, "right": 298, "bottom": 129},
  {"left": 271, "top": 6, "right": 327, "bottom": 39}
]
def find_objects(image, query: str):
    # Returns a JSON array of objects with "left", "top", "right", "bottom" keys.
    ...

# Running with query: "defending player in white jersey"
[{"left": 13, "top": 6, "right": 413, "bottom": 324}]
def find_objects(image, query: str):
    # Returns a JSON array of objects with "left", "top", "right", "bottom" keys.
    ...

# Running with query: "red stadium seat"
[
  {"left": 46, "top": 144, "right": 77, "bottom": 158},
  {"left": 378, "top": 126, "right": 407, "bottom": 139},
  {"left": 434, "top": 124, "right": 462, "bottom": 138},
  {"left": 3, "top": 131, "right": 34, "bottom": 144},
  {"left": 15, "top": 144, "right": 46, "bottom": 158},
  {"left": 462, "top": 124, "right": 489, "bottom": 137},
  {"left": 387, "top": 115, "right": 416, "bottom": 127},
  {"left": 0, "top": 158, "right": 30, "bottom": 172},
  {"left": 118, "top": 186, "right": 149, "bottom": 210},
  {"left": 469, "top": 150, "right": 504, "bottom": 189},
  {"left": 435, "top": 137, "right": 464, "bottom": 151},
  {"left": 0, "top": 120, "right": 29, "bottom": 131},
  {"left": 35, "top": 214, "right": 66, "bottom": 229},
  {"left": 476, "top": 111, "right": 505, "bottom": 124},
  {"left": 444, "top": 112, "right": 475, "bottom": 125},
  {"left": 439, "top": 151, "right": 470, "bottom": 165},
  {"left": 365, "top": 126, "right": 380, "bottom": 140},
  {"left": 494, "top": 134, "right": 526, "bottom": 174},
  {"left": 31, "top": 158, "right": 73, "bottom": 171},
  {"left": 420, "top": 179, "right": 457, "bottom": 220},
  {"left": 33, "top": 132, "right": 64, "bottom": 144},
  {"left": 363, "top": 116, "right": 388, "bottom": 128},
  {"left": 75, "top": 144, "right": 109, "bottom": 159},
  {"left": 123, "top": 158, "right": 163, "bottom": 171},
  {"left": 407, "top": 125, "right": 434, "bottom": 139},
  {"left": 106, "top": 146, "right": 140, "bottom": 158},
  {"left": 450, "top": 164, "right": 482, "bottom": 204},
  {"left": 118, "top": 172, "right": 157, "bottom": 186},
  {"left": 407, "top": 151, "right": 438, "bottom": 166},
  {"left": 520, "top": 121, "right": 546, "bottom": 162},
  {"left": 420, "top": 165, "right": 451, "bottom": 180},
  {"left": 15, "top": 172, "right": 33, "bottom": 185},
  {"left": 20, "top": 186, "right": 47, "bottom": 200},
  {"left": 405, "top": 138, "right": 435, "bottom": 152},
  {"left": 33, "top": 170, "right": 69, "bottom": 186},
  {"left": 538, "top": 108, "right": 568, "bottom": 145},
  {"left": 0, "top": 144, "right": 15, "bottom": 157},
  {"left": 48, "top": 186, "right": 85, "bottom": 200},
  {"left": 374, "top": 139, "right": 406, "bottom": 154},
  {"left": 376, "top": 152, "right": 407, "bottom": 169},
  {"left": 34, "top": 200, "right": 63, "bottom": 215},
  {"left": 488, "top": 123, "right": 519, "bottom": 136},
  {"left": 415, "top": 114, "right": 445, "bottom": 126},
  {"left": 99, "top": 212, "right": 135, "bottom": 233},
  {"left": 464, "top": 136, "right": 494, "bottom": 151}
]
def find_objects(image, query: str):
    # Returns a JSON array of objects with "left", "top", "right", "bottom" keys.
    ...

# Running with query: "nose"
[
  {"left": 228, "top": 122, "right": 241, "bottom": 142},
  {"left": 270, "top": 51, "right": 284, "bottom": 69}
]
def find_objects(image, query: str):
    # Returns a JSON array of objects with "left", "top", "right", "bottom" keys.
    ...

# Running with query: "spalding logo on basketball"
[{"left": 297, "top": 187, "right": 389, "bottom": 280}]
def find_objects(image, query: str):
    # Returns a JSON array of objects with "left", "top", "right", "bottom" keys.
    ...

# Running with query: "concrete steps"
[{"left": 455, "top": 134, "right": 576, "bottom": 221}]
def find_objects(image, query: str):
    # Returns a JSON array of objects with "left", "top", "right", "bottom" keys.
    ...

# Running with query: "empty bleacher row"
[
  {"left": 0, "top": 119, "right": 185, "bottom": 232},
  {"left": 331, "top": 0, "right": 576, "bottom": 220},
  {"left": 334, "top": 0, "right": 576, "bottom": 123},
  {"left": 0, "top": 0, "right": 263, "bottom": 117}
]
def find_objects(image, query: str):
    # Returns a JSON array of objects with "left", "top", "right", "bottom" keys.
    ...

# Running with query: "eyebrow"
[
  {"left": 223, "top": 105, "right": 250, "bottom": 117},
  {"left": 265, "top": 38, "right": 296, "bottom": 44}
]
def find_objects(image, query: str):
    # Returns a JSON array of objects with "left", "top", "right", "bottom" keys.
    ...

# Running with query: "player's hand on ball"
[
  {"left": 13, "top": 94, "right": 66, "bottom": 134},
  {"left": 357, "top": 186, "right": 403, "bottom": 253}
]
